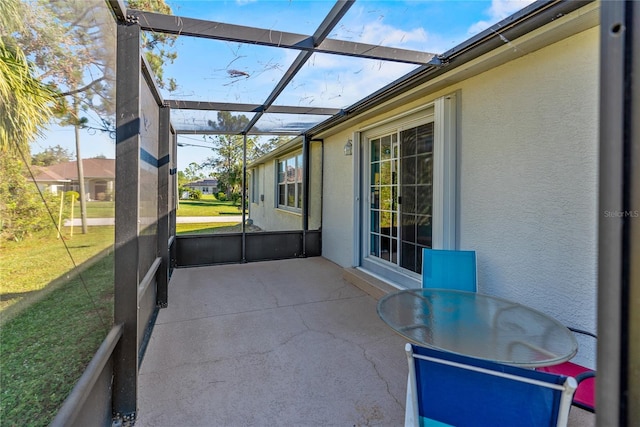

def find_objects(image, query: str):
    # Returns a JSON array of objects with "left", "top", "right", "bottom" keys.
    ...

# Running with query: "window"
[
  {"left": 277, "top": 152, "right": 303, "bottom": 211},
  {"left": 368, "top": 123, "right": 433, "bottom": 272},
  {"left": 251, "top": 168, "right": 260, "bottom": 203}
]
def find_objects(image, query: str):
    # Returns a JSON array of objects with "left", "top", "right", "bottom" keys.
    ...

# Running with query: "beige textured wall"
[
  {"left": 319, "top": 129, "right": 357, "bottom": 265},
  {"left": 320, "top": 25, "right": 599, "bottom": 367},
  {"left": 457, "top": 27, "right": 599, "bottom": 367},
  {"left": 248, "top": 142, "right": 323, "bottom": 232}
]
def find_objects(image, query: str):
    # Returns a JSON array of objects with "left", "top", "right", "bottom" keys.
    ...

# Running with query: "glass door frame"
[{"left": 354, "top": 95, "right": 459, "bottom": 288}]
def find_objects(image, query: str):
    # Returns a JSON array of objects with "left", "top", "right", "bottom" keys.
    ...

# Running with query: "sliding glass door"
[{"left": 367, "top": 121, "right": 434, "bottom": 275}]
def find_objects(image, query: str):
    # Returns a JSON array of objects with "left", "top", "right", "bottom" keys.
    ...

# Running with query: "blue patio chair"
[
  {"left": 422, "top": 248, "right": 477, "bottom": 292},
  {"left": 405, "top": 343, "right": 577, "bottom": 427}
]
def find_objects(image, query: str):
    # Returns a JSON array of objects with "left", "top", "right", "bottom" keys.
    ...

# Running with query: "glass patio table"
[{"left": 377, "top": 288, "right": 578, "bottom": 368}]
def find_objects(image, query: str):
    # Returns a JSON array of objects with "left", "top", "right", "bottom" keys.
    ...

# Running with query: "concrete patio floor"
[{"left": 136, "top": 257, "right": 595, "bottom": 427}]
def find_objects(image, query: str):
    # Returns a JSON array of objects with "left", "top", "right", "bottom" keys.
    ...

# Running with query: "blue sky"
[{"left": 34, "top": 0, "right": 534, "bottom": 171}]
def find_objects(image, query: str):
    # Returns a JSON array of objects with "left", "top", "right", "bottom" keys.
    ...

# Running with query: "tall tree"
[
  {"left": 203, "top": 113, "right": 288, "bottom": 200},
  {"left": 14, "top": 0, "right": 116, "bottom": 233},
  {"left": 0, "top": 0, "right": 54, "bottom": 154},
  {"left": 205, "top": 112, "right": 251, "bottom": 200},
  {"left": 15, "top": 0, "right": 177, "bottom": 233},
  {"left": 129, "top": 0, "right": 178, "bottom": 92},
  {"left": 31, "top": 145, "right": 75, "bottom": 166},
  {"left": 0, "top": 0, "right": 57, "bottom": 241},
  {"left": 182, "top": 162, "right": 206, "bottom": 183}
]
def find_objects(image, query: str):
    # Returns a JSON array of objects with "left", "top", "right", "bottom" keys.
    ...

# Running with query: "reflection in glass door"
[
  {"left": 399, "top": 122, "right": 433, "bottom": 273},
  {"left": 368, "top": 122, "right": 433, "bottom": 274},
  {"left": 369, "top": 133, "right": 398, "bottom": 263}
]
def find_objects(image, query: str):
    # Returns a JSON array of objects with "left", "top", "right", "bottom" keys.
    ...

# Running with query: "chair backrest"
[
  {"left": 405, "top": 343, "right": 577, "bottom": 427},
  {"left": 422, "top": 248, "right": 477, "bottom": 292}
]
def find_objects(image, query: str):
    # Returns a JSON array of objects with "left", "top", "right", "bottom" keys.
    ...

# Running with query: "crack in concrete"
[
  {"left": 290, "top": 305, "right": 403, "bottom": 411},
  {"left": 359, "top": 344, "right": 404, "bottom": 410},
  {"left": 252, "top": 270, "right": 282, "bottom": 307}
]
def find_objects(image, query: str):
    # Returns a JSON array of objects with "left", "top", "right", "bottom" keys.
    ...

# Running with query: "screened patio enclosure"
[
  {"left": 116, "top": 0, "right": 446, "bottom": 267},
  {"left": 46, "top": 0, "right": 638, "bottom": 426},
  {"left": 79, "top": 1, "right": 444, "bottom": 423}
]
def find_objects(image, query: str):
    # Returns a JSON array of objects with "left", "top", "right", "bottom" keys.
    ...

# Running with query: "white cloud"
[
  {"left": 265, "top": 14, "right": 440, "bottom": 109},
  {"left": 236, "top": 0, "right": 257, "bottom": 5},
  {"left": 467, "top": 0, "right": 536, "bottom": 35},
  {"left": 275, "top": 52, "right": 417, "bottom": 109},
  {"left": 357, "top": 21, "right": 428, "bottom": 49}
]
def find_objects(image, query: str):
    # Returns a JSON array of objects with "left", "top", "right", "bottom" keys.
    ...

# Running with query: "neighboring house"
[
  {"left": 248, "top": 2, "right": 598, "bottom": 368},
  {"left": 184, "top": 179, "right": 218, "bottom": 195},
  {"left": 32, "top": 158, "right": 115, "bottom": 201}
]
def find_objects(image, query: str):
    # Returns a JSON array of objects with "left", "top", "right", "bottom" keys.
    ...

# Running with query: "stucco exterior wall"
[
  {"left": 248, "top": 143, "right": 323, "bottom": 231},
  {"left": 319, "top": 130, "right": 357, "bottom": 265},
  {"left": 320, "top": 25, "right": 598, "bottom": 367},
  {"left": 456, "top": 27, "right": 599, "bottom": 368}
]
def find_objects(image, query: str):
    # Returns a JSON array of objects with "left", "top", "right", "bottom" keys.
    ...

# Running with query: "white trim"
[
  {"left": 275, "top": 207, "right": 302, "bottom": 217},
  {"left": 358, "top": 104, "right": 436, "bottom": 133},
  {"left": 357, "top": 94, "right": 458, "bottom": 282},
  {"left": 432, "top": 93, "right": 458, "bottom": 249},
  {"left": 276, "top": 150, "right": 303, "bottom": 212},
  {"left": 351, "top": 131, "right": 361, "bottom": 268}
]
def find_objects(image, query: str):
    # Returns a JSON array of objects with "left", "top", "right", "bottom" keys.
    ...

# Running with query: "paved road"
[{"left": 64, "top": 216, "right": 243, "bottom": 226}]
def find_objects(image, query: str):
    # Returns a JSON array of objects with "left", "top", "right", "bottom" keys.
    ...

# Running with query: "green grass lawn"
[
  {"left": 176, "top": 195, "right": 244, "bottom": 217},
  {"left": 0, "top": 227, "right": 115, "bottom": 312},
  {"left": 67, "top": 196, "right": 243, "bottom": 218},
  {"left": 72, "top": 201, "right": 115, "bottom": 218},
  {"left": 0, "top": 230, "right": 114, "bottom": 426},
  {"left": 0, "top": 256, "right": 114, "bottom": 426},
  {"left": 176, "top": 222, "right": 242, "bottom": 234}
]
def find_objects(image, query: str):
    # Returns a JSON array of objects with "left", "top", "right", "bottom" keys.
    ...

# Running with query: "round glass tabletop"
[{"left": 377, "top": 288, "right": 578, "bottom": 367}]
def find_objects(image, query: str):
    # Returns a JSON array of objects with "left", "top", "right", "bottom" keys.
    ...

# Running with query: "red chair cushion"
[{"left": 537, "top": 362, "right": 595, "bottom": 411}]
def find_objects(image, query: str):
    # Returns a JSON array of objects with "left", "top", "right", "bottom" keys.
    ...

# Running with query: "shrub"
[
  {"left": 0, "top": 155, "right": 59, "bottom": 241},
  {"left": 65, "top": 191, "right": 79, "bottom": 202},
  {"left": 217, "top": 192, "right": 227, "bottom": 202},
  {"left": 231, "top": 192, "right": 242, "bottom": 205},
  {"left": 188, "top": 189, "right": 202, "bottom": 200}
]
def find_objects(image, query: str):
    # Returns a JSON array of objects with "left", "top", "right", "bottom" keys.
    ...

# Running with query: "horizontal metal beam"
[
  {"left": 127, "top": 9, "right": 438, "bottom": 65},
  {"left": 165, "top": 100, "right": 340, "bottom": 115},
  {"left": 167, "top": 100, "right": 263, "bottom": 113},
  {"left": 175, "top": 129, "right": 302, "bottom": 136},
  {"left": 50, "top": 325, "right": 124, "bottom": 427},
  {"left": 242, "top": 0, "right": 354, "bottom": 134},
  {"left": 138, "top": 257, "right": 162, "bottom": 302},
  {"left": 266, "top": 106, "right": 340, "bottom": 115}
]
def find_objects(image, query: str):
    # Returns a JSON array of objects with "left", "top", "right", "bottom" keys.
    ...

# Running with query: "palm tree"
[{"left": 0, "top": 0, "right": 54, "bottom": 155}]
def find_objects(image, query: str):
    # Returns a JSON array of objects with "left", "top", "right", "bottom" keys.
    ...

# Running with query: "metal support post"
[
  {"left": 241, "top": 133, "right": 247, "bottom": 262},
  {"left": 302, "top": 134, "right": 310, "bottom": 256},
  {"left": 113, "top": 21, "right": 141, "bottom": 422},
  {"left": 598, "top": 2, "right": 639, "bottom": 425},
  {"left": 157, "top": 106, "right": 170, "bottom": 308}
]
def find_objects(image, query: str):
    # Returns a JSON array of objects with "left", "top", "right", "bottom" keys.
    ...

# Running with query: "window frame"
[
  {"left": 276, "top": 151, "right": 303, "bottom": 212},
  {"left": 355, "top": 94, "right": 458, "bottom": 287},
  {"left": 251, "top": 167, "right": 260, "bottom": 204}
]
